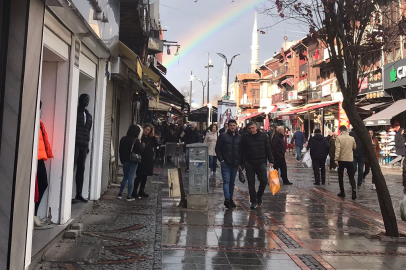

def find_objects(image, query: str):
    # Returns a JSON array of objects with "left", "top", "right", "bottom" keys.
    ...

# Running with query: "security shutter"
[{"left": 101, "top": 81, "right": 114, "bottom": 193}]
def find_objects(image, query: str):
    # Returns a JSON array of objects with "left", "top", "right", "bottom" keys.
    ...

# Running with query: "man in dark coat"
[
  {"left": 390, "top": 127, "right": 405, "bottom": 168},
  {"left": 272, "top": 126, "right": 293, "bottom": 185},
  {"left": 291, "top": 128, "right": 306, "bottom": 161},
  {"left": 350, "top": 130, "right": 365, "bottom": 187},
  {"left": 241, "top": 122, "right": 274, "bottom": 209},
  {"left": 219, "top": 123, "right": 228, "bottom": 134},
  {"left": 215, "top": 119, "right": 242, "bottom": 209},
  {"left": 309, "top": 129, "right": 330, "bottom": 185},
  {"left": 272, "top": 126, "right": 292, "bottom": 185},
  {"left": 184, "top": 122, "right": 201, "bottom": 171},
  {"left": 74, "top": 94, "right": 93, "bottom": 203}
]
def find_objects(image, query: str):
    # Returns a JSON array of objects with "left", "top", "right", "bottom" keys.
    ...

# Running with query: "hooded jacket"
[
  {"left": 395, "top": 128, "right": 406, "bottom": 156},
  {"left": 119, "top": 125, "right": 144, "bottom": 164},
  {"left": 335, "top": 131, "right": 356, "bottom": 162},
  {"left": 241, "top": 131, "right": 274, "bottom": 165},
  {"left": 349, "top": 131, "right": 365, "bottom": 157},
  {"left": 309, "top": 133, "right": 329, "bottom": 160}
]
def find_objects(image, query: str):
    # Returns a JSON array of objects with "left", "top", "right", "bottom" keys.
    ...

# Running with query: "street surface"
[{"left": 36, "top": 154, "right": 406, "bottom": 270}]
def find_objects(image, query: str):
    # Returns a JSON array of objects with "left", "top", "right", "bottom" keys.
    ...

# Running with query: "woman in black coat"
[{"left": 132, "top": 123, "right": 158, "bottom": 198}]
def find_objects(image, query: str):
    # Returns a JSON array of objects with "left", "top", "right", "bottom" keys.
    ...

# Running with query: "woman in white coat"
[{"left": 204, "top": 124, "right": 218, "bottom": 175}]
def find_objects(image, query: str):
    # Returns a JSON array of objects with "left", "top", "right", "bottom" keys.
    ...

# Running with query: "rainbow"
[{"left": 163, "top": 0, "right": 264, "bottom": 69}]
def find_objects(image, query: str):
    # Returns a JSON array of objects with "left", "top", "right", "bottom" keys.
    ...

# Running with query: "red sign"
[{"left": 338, "top": 102, "right": 350, "bottom": 130}]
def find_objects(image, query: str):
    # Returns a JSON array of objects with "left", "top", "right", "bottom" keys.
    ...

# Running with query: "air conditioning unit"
[
  {"left": 111, "top": 57, "right": 129, "bottom": 81},
  {"left": 311, "top": 91, "right": 322, "bottom": 99}
]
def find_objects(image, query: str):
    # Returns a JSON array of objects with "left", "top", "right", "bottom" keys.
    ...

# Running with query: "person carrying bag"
[
  {"left": 118, "top": 125, "right": 144, "bottom": 201},
  {"left": 269, "top": 167, "right": 280, "bottom": 195}
]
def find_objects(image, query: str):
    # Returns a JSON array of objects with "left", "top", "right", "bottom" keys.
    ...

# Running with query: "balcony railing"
[{"left": 274, "top": 65, "right": 290, "bottom": 78}]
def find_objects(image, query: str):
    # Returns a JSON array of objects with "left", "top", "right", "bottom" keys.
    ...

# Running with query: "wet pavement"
[{"left": 35, "top": 155, "right": 406, "bottom": 270}]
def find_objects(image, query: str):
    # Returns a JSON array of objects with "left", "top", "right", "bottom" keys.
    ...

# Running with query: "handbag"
[
  {"left": 238, "top": 170, "right": 246, "bottom": 184},
  {"left": 130, "top": 139, "right": 142, "bottom": 163},
  {"left": 269, "top": 168, "right": 280, "bottom": 195}
]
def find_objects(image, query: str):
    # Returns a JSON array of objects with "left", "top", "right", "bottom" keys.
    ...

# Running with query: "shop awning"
[
  {"left": 288, "top": 101, "right": 338, "bottom": 114},
  {"left": 187, "top": 106, "right": 218, "bottom": 122},
  {"left": 238, "top": 112, "right": 264, "bottom": 123},
  {"left": 142, "top": 65, "right": 161, "bottom": 84},
  {"left": 143, "top": 80, "right": 160, "bottom": 98},
  {"left": 363, "top": 100, "right": 406, "bottom": 126},
  {"left": 280, "top": 78, "right": 294, "bottom": 86},
  {"left": 360, "top": 102, "right": 388, "bottom": 111}
]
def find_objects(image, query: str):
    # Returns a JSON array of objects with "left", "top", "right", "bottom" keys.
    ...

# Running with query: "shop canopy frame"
[
  {"left": 363, "top": 100, "right": 406, "bottom": 126},
  {"left": 237, "top": 112, "right": 264, "bottom": 123},
  {"left": 186, "top": 106, "right": 218, "bottom": 122},
  {"left": 287, "top": 101, "right": 339, "bottom": 114}
]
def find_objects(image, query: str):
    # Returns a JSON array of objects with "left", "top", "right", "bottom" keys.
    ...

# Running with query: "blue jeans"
[
  {"left": 221, "top": 162, "right": 238, "bottom": 200},
  {"left": 209, "top": 155, "right": 218, "bottom": 172},
  {"left": 353, "top": 156, "right": 365, "bottom": 186},
  {"left": 295, "top": 145, "right": 303, "bottom": 161},
  {"left": 119, "top": 161, "right": 139, "bottom": 197}
]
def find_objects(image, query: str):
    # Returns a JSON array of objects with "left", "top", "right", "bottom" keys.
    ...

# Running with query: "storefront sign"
[
  {"left": 338, "top": 102, "right": 350, "bottom": 128},
  {"left": 218, "top": 100, "right": 237, "bottom": 128},
  {"left": 358, "top": 73, "right": 383, "bottom": 95},
  {"left": 297, "top": 80, "right": 308, "bottom": 92},
  {"left": 384, "top": 58, "right": 406, "bottom": 89},
  {"left": 74, "top": 40, "right": 80, "bottom": 68},
  {"left": 365, "top": 91, "right": 389, "bottom": 99},
  {"left": 288, "top": 90, "right": 297, "bottom": 100},
  {"left": 272, "top": 92, "right": 284, "bottom": 104},
  {"left": 322, "top": 84, "right": 331, "bottom": 97},
  {"left": 364, "top": 119, "right": 390, "bottom": 126}
]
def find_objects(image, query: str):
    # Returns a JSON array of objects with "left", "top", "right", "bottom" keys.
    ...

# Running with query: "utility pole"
[
  {"left": 190, "top": 71, "right": 193, "bottom": 106},
  {"left": 205, "top": 52, "right": 213, "bottom": 105}
]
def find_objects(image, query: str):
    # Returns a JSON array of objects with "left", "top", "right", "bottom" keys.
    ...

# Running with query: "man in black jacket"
[
  {"left": 219, "top": 123, "right": 228, "bottom": 134},
  {"left": 215, "top": 119, "right": 242, "bottom": 209},
  {"left": 350, "top": 130, "right": 365, "bottom": 187},
  {"left": 241, "top": 122, "right": 274, "bottom": 209},
  {"left": 272, "top": 126, "right": 293, "bottom": 185},
  {"left": 184, "top": 122, "right": 201, "bottom": 171},
  {"left": 309, "top": 129, "right": 330, "bottom": 185}
]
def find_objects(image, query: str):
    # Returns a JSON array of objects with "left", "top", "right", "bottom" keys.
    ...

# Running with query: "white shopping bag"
[
  {"left": 401, "top": 195, "right": 406, "bottom": 221},
  {"left": 301, "top": 146, "right": 307, "bottom": 153},
  {"left": 302, "top": 152, "right": 312, "bottom": 168},
  {"left": 326, "top": 155, "right": 330, "bottom": 166}
]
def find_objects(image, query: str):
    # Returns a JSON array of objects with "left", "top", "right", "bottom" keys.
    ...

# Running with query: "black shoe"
[
  {"left": 75, "top": 195, "right": 88, "bottom": 203},
  {"left": 357, "top": 184, "right": 362, "bottom": 188},
  {"left": 139, "top": 192, "right": 149, "bottom": 197},
  {"left": 250, "top": 203, "right": 258, "bottom": 209},
  {"left": 257, "top": 199, "right": 263, "bottom": 207},
  {"left": 224, "top": 199, "right": 230, "bottom": 209},
  {"left": 230, "top": 200, "right": 237, "bottom": 208},
  {"left": 283, "top": 181, "right": 293, "bottom": 185},
  {"left": 352, "top": 190, "right": 357, "bottom": 200},
  {"left": 337, "top": 192, "right": 345, "bottom": 198},
  {"left": 313, "top": 182, "right": 320, "bottom": 185}
]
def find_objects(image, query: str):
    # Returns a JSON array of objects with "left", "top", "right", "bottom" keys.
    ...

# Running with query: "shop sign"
[
  {"left": 338, "top": 102, "right": 350, "bottom": 128},
  {"left": 383, "top": 58, "right": 406, "bottom": 89},
  {"left": 74, "top": 40, "right": 80, "bottom": 68},
  {"left": 322, "top": 84, "right": 331, "bottom": 97},
  {"left": 365, "top": 91, "right": 389, "bottom": 99},
  {"left": 297, "top": 80, "right": 308, "bottom": 92},
  {"left": 358, "top": 74, "right": 383, "bottom": 95},
  {"left": 364, "top": 119, "right": 390, "bottom": 126},
  {"left": 288, "top": 90, "right": 297, "bottom": 100},
  {"left": 272, "top": 92, "right": 284, "bottom": 104}
]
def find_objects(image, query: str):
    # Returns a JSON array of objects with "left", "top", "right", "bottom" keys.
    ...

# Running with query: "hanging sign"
[{"left": 338, "top": 102, "right": 350, "bottom": 129}]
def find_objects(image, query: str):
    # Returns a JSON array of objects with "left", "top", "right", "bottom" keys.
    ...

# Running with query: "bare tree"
[
  {"left": 265, "top": 0, "right": 405, "bottom": 236},
  {"left": 210, "top": 95, "right": 222, "bottom": 106},
  {"left": 179, "top": 86, "right": 191, "bottom": 104}
]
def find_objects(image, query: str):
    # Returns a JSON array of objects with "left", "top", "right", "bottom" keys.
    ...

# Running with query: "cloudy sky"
[{"left": 159, "top": 0, "right": 305, "bottom": 106}]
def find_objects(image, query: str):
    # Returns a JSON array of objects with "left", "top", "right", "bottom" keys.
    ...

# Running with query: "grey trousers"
[{"left": 389, "top": 155, "right": 404, "bottom": 167}]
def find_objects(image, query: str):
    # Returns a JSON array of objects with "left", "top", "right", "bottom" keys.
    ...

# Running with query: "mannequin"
[
  {"left": 35, "top": 102, "right": 54, "bottom": 227},
  {"left": 74, "top": 94, "right": 93, "bottom": 203}
]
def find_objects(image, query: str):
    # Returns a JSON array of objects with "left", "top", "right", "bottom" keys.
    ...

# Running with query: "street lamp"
[
  {"left": 194, "top": 76, "right": 211, "bottom": 106},
  {"left": 217, "top": 53, "right": 241, "bottom": 98},
  {"left": 205, "top": 53, "right": 214, "bottom": 106},
  {"left": 207, "top": 103, "right": 213, "bottom": 127}
]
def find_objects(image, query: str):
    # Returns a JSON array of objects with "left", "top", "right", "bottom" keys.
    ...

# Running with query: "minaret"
[
  {"left": 221, "top": 62, "right": 227, "bottom": 96},
  {"left": 250, "top": 12, "right": 259, "bottom": 73}
]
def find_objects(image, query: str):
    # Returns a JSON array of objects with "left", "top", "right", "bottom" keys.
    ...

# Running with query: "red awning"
[
  {"left": 289, "top": 101, "right": 338, "bottom": 114},
  {"left": 280, "top": 78, "right": 294, "bottom": 86},
  {"left": 238, "top": 112, "right": 264, "bottom": 122}
]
